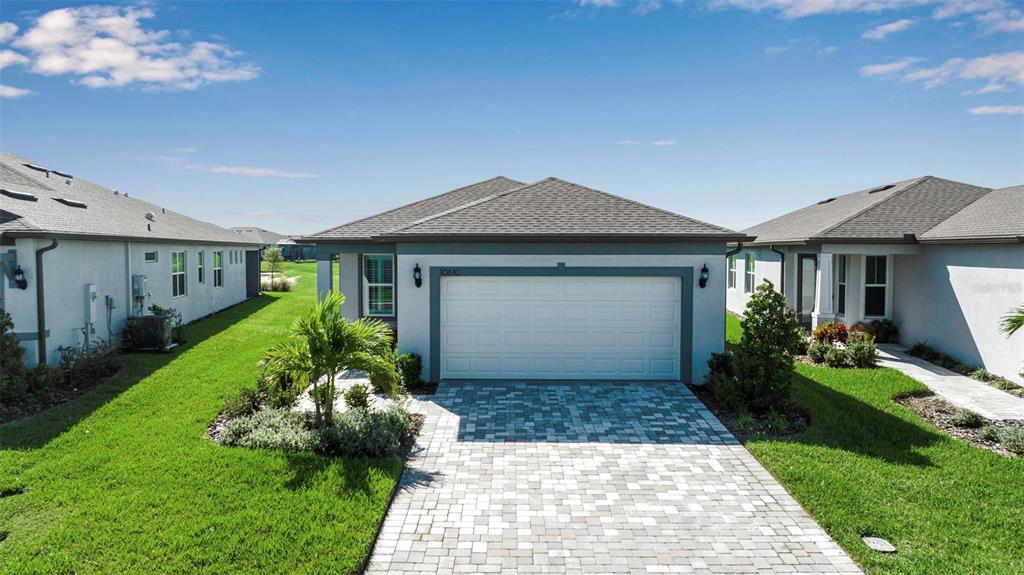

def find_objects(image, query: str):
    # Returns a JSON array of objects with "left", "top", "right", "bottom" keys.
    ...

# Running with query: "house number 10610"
[{"left": 440, "top": 268, "right": 462, "bottom": 276}]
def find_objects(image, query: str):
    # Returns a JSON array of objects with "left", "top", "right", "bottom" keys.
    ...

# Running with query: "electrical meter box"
[
  {"left": 84, "top": 283, "right": 98, "bottom": 323},
  {"left": 131, "top": 274, "right": 148, "bottom": 300}
]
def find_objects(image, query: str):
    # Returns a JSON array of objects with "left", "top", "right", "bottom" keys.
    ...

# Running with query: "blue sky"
[{"left": 1, "top": 1, "right": 1021, "bottom": 235}]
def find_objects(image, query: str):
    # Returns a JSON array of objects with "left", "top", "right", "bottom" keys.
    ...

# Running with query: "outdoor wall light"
[
  {"left": 13, "top": 265, "right": 27, "bottom": 290},
  {"left": 413, "top": 263, "right": 422, "bottom": 288},
  {"left": 698, "top": 263, "right": 709, "bottom": 289}
]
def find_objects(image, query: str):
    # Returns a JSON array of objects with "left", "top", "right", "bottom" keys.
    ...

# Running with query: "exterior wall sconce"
[
  {"left": 699, "top": 263, "right": 709, "bottom": 289},
  {"left": 13, "top": 265, "right": 27, "bottom": 290},
  {"left": 413, "top": 263, "right": 422, "bottom": 288}
]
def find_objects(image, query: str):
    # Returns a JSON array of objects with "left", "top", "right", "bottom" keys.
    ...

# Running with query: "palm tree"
[
  {"left": 261, "top": 291, "right": 400, "bottom": 428},
  {"left": 1000, "top": 305, "right": 1024, "bottom": 337}
]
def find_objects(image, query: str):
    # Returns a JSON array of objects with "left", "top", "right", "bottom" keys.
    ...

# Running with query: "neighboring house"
[
  {"left": 0, "top": 151, "right": 262, "bottom": 366},
  {"left": 230, "top": 226, "right": 288, "bottom": 255},
  {"left": 305, "top": 176, "right": 749, "bottom": 384},
  {"left": 728, "top": 176, "right": 1023, "bottom": 382},
  {"left": 276, "top": 236, "right": 315, "bottom": 261}
]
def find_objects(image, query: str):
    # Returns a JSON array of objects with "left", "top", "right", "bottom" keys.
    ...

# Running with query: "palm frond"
[{"left": 1000, "top": 305, "right": 1024, "bottom": 337}]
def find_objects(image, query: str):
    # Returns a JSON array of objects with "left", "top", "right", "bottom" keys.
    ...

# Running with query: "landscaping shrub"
[
  {"left": 223, "top": 386, "right": 263, "bottom": 419},
  {"left": 969, "top": 368, "right": 992, "bottom": 382},
  {"left": 997, "top": 426, "right": 1024, "bottom": 455},
  {"left": 766, "top": 410, "right": 788, "bottom": 434},
  {"left": 734, "top": 281, "right": 805, "bottom": 414},
  {"left": 980, "top": 425, "right": 1000, "bottom": 442},
  {"left": 60, "top": 341, "right": 121, "bottom": 387},
  {"left": 343, "top": 383, "right": 370, "bottom": 410},
  {"left": 315, "top": 404, "right": 412, "bottom": 457},
  {"left": 806, "top": 341, "right": 829, "bottom": 364},
  {"left": 261, "top": 278, "right": 293, "bottom": 292},
  {"left": 823, "top": 344, "right": 848, "bottom": 368},
  {"left": 705, "top": 352, "right": 741, "bottom": 410},
  {"left": 220, "top": 408, "right": 316, "bottom": 451},
  {"left": 951, "top": 409, "right": 985, "bottom": 429},
  {"left": 908, "top": 342, "right": 939, "bottom": 361},
  {"left": 868, "top": 319, "right": 900, "bottom": 344},
  {"left": 397, "top": 352, "right": 423, "bottom": 388},
  {"left": 812, "top": 321, "right": 848, "bottom": 345},
  {"left": 736, "top": 412, "right": 755, "bottom": 432},
  {"left": 845, "top": 331, "right": 878, "bottom": 368}
]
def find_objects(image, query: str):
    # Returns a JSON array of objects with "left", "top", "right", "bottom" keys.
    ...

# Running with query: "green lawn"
[
  {"left": 0, "top": 261, "right": 400, "bottom": 575},
  {"left": 726, "top": 318, "right": 1024, "bottom": 574}
]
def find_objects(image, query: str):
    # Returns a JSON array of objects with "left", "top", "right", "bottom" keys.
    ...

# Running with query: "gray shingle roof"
[
  {"left": 921, "top": 185, "right": 1024, "bottom": 241},
  {"left": 0, "top": 151, "right": 258, "bottom": 245},
  {"left": 745, "top": 176, "right": 1007, "bottom": 244},
  {"left": 230, "top": 226, "right": 289, "bottom": 245},
  {"left": 382, "top": 177, "right": 742, "bottom": 240},
  {"left": 310, "top": 176, "right": 526, "bottom": 240}
]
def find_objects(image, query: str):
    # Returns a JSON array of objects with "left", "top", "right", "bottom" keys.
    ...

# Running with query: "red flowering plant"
[{"left": 811, "top": 321, "right": 848, "bottom": 344}]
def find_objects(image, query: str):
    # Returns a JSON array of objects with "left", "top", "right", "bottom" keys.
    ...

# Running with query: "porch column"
[
  {"left": 316, "top": 254, "right": 333, "bottom": 301},
  {"left": 811, "top": 253, "right": 834, "bottom": 329}
]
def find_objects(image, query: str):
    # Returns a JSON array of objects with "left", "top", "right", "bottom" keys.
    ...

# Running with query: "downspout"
[
  {"left": 769, "top": 245, "right": 786, "bottom": 294},
  {"left": 35, "top": 239, "right": 59, "bottom": 364},
  {"left": 725, "top": 243, "right": 743, "bottom": 259}
]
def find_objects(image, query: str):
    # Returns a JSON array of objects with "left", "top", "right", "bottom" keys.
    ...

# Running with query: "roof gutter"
[
  {"left": 35, "top": 239, "right": 58, "bottom": 365},
  {"left": 2, "top": 230, "right": 260, "bottom": 247}
]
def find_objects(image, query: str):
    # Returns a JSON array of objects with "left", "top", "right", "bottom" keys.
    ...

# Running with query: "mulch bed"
[
  {"left": 688, "top": 384, "right": 810, "bottom": 441},
  {"left": 895, "top": 391, "right": 1020, "bottom": 457},
  {"left": 404, "top": 382, "right": 439, "bottom": 395},
  {"left": 1, "top": 377, "right": 114, "bottom": 425}
]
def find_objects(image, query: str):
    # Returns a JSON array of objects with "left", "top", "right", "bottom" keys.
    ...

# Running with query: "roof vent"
[
  {"left": 868, "top": 184, "right": 896, "bottom": 194},
  {"left": 817, "top": 198, "right": 836, "bottom": 204},
  {"left": 0, "top": 189, "right": 38, "bottom": 201},
  {"left": 54, "top": 198, "right": 87, "bottom": 209},
  {"left": 145, "top": 212, "right": 156, "bottom": 221}
]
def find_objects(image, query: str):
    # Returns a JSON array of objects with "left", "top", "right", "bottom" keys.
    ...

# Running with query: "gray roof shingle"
[
  {"left": 230, "top": 226, "right": 289, "bottom": 245},
  {"left": 0, "top": 151, "right": 258, "bottom": 245},
  {"left": 382, "top": 177, "right": 742, "bottom": 240},
  {"left": 745, "top": 176, "right": 1008, "bottom": 244},
  {"left": 921, "top": 185, "right": 1024, "bottom": 241},
  {"left": 310, "top": 176, "right": 526, "bottom": 240}
]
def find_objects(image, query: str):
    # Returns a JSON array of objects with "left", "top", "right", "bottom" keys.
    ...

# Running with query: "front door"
[{"left": 796, "top": 254, "right": 817, "bottom": 326}]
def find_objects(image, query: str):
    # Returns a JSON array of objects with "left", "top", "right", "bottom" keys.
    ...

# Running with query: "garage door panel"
[{"left": 441, "top": 276, "right": 681, "bottom": 380}]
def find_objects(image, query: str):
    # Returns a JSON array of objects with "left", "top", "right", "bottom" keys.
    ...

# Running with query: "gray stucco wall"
[
  {"left": 4, "top": 237, "right": 252, "bottom": 365},
  {"left": 894, "top": 244, "right": 1023, "bottom": 383}
]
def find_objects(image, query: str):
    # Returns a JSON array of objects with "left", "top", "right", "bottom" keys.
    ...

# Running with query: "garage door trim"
[{"left": 429, "top": 264, "right": 694, "bottom": 383}]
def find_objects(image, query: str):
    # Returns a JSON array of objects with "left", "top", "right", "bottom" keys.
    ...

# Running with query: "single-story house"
[
  {"left": 728, "top": 176, "right": 1023, "bottom": 383},
  {"left": 230, "top": 226, "right": 288, "bottom": 256},
  {"left": 304, "top": 176, "right": 750, "bottom": 384},
  {"left": 0, "top": 151, "right": 262, "bottom": 366},
  {"left": 276, "top": 236, "right": 315, "bottom": 261}
]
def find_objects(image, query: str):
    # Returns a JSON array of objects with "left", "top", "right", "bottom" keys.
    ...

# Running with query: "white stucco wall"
[
  {"left": 393, "top": 248, "right": 727, "bottom": 385},
  {"left": 894, "top": 244, "right": 1024, "bottom": 383},
  {"left": 2, "top": 237, "right": 252, "bottom": 365},
  {"left": 725, "top": 247, "right": 787, "bottom": 315}
]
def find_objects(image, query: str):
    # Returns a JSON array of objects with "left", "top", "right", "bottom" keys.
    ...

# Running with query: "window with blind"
[{"left": 363, "top": 254, "right": 394, "bottom": 317}]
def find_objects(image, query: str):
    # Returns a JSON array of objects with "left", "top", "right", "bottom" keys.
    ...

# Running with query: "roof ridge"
[
  {"left": 306, "top": 176, "right": 524, "bottom": 237},
  {"left": 812, "top": 176, "right": 930, "bottom": 239},
  {"left": 386, "top": 177, "right": 551, "bottom": 233},
  {"left": 546, "top": 177, "right": 740, "bottom": 234},
  {"left": 916, "top": 181, "right": 996, "bottom": 237}
]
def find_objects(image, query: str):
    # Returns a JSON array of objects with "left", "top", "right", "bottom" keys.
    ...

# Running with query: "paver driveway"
[{"left": 368, "top": 382, "right": 861, "bottom": 575}]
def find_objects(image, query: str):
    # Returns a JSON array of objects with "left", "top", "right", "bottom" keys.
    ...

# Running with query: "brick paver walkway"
[
  {"left": 878, "top": 344, "right": 1024, "bottom": 421},
  {"left": 367, "top": 382, "right": 862, "bottom": 575}
]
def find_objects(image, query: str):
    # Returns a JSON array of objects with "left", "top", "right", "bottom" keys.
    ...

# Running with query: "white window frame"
[
  {"left": 727, "top": 254, "right": 737, "bottom": 289},
  {"left": 213, "top": 251, "right": 224, "bottom": 288},
  {"left": 835, "top": 254, "right": 847, "bottom": 317},
  {"left": 863, "top": 255, "right": 890, "bottom": 319},
  {"left": 744, "top": 253, "right": 756, "bottom": 294},
  {"left": 362, "top": 253, "right": 395, "bottom": 317},
  {"left": 197, "top": 251, "right": 205, "bottom": 284},
  {"left": 144, "top": 250, "right": 158, "bottom": 263},
  {"left": 171, "top": 251, "right": 187, "bottom": 298}
]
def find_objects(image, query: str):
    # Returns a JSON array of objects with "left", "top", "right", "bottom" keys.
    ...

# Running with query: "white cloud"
[
  {"left": 0, "top": 49, "right": 29, "bottom": 69},
  {"left": 859, "top": 56, "right": 923, "bottom": 76},
  {"left": 863, "top": 18, "right": 916, "bottom": 39},
  {"left": 187, "top": 164, "right": 320, "bottom": 179},
  {"left": 579, "top": 0, "right": 620, "bottom": 6},
  {"left": 634, "top": 0, "right": 663, "bottom": 14},
  {"left": 0, "top": 84, "right": 32, "bottom": 98},
  {"left": 819, "top": 45, "right": 839, "bottom": 54},
  {"left": 764, "top": 45, "right": 788, "bottom": 55},
  {"left": 968, "top": 104, "right": 1024, "bottom": 114},
  {"left": 903, "top": 57, "right": 964, "bottom": 87},
  {"left": 0, "top": 22, "right": 17, "bottom": 43},
  {"left": 616, "top": 139, "right": 643, "bottom": 145},
  {"left": 709, "top": 0, "right": 930, "bottom": 19},
  {"left": 650, "top": 139, "right": 678, "bottom": 146},
  {"left": 5, "top": 5, "right": 258, "bottom": 92},
  {"left": 172, "top": 146, "right": 198, "bottom": 153}
]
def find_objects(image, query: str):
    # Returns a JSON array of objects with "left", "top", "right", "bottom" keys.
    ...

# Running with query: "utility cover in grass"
[{"left": 863, "top": 536, "right": 896, "bottom": 553}]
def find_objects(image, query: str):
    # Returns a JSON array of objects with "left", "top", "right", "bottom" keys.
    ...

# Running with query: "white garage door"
[{"left": 440, "top": 276, "right": 681, "bottom": 380}]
